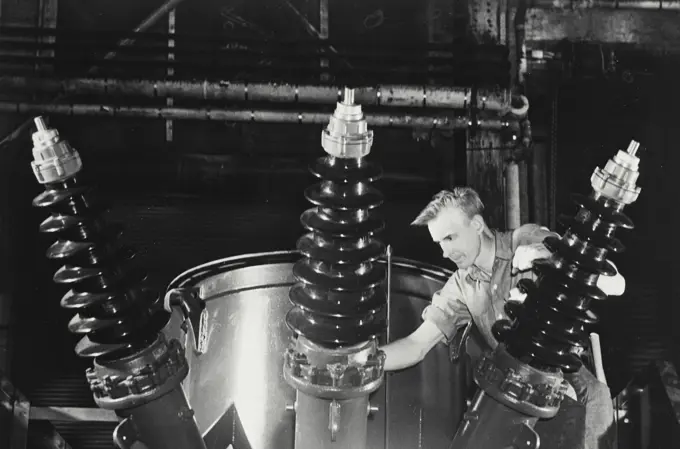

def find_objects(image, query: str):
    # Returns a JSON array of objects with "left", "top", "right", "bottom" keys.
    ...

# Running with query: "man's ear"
[{"left": 471, "top": 214, "right": 484, "bottom": 234}]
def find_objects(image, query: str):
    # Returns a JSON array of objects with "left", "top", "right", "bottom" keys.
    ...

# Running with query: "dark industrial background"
[{"left": 0, "top": 0, "right": 678, "bottom": 447}]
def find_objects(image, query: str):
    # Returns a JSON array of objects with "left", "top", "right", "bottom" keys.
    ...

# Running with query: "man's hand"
[
  {"left": 597, "top": 264, "right": 626, "bottom": 297},
  {"left": 512, "top": 242, "right": 552, "bottom": 275},
  {"left": 511, "top": 243, "right": 627, "bottom": 296}
]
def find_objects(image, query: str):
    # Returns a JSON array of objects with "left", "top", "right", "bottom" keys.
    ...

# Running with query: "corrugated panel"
[
  {"left": 41, "top": 422, "right": 117, "bottom": 449},
  {"left": 624, "top": 284, "right": 672, "bottom": 373},
  {"left": 26, "top": 373, "right": 96, "bottom": 408},
  {"left": 596, "top": 282, "right": 671, "bottom": 396}
]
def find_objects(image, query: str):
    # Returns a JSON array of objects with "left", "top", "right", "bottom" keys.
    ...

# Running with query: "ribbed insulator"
[
  {"left": 286, "top": 156, "right": 387, "bottom": 347},
  {"left": 33, "top": 176, "right": 167, "bottom": 360},
  {"left": 493, "top": 193, "right": 634, "bottom": 373}
]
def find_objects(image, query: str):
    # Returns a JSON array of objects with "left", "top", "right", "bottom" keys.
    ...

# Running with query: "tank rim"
[{"left": 166, "top": 249, "right": 454, "bottom": 292}]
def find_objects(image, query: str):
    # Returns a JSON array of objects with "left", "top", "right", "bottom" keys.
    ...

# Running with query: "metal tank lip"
[
  {"left": 164, "top": 250, "right": 461, "bottom": 449},
  {"left": 166, "top": 249, "right": 454, "bottom": 293}
]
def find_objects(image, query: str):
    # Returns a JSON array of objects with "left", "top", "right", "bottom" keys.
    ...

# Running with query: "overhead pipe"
[
  {"left": 0, "top": 76, "right": 529, "bottom": 114},
  {"left": 0, "top": 0, "right": 189, "bottom": 149},
  {"left": 0, "top": 101, "right": 523, "bottom": 131}
]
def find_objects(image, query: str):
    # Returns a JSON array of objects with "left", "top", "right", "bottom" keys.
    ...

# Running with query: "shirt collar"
[
  {"left": 465, "top": 230, "right": 512, "bottom": 282},
  {"left": 494, "top": 229, "right": 513, "bottom": 261}
]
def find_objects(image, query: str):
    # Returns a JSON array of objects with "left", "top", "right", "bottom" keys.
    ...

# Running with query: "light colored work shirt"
[{"left": 421, "top": 223, "right": 558, "bottom": 350}]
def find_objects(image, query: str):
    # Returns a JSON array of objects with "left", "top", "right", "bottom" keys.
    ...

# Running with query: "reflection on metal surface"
[{"left": 162, "top": 251, "right": 463, "bottom": 449}]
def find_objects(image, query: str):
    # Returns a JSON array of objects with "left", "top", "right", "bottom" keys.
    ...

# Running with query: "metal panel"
[
  {"left": 466, "top": 0, "right": 513, "bottom": 228},
  {"left": 466, "top": 132, "right": 510, "bottom": 230},
  {"left": 0, "top": 0, "right": 39, "bottom": 26},
  {"left": 469, "top": 0, "right": 501, "bottom": 43},
  {"left": 525, "top": 8, "right": 680, "bottom": 53}
]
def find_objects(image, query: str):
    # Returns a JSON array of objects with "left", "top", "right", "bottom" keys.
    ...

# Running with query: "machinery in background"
[
  {"left": 451, "top": 140, "right": 643, "bottom": 448},
  {"left": 29, "top": 117, "right": 206, "bottom": 449},
  {"left": 284, "top": 87, "right": 387, "bottom": 449}
]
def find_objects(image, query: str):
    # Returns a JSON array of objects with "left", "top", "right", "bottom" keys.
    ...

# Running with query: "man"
[{"left": 381, "top": 187, "right": 625, "bottom": 449}]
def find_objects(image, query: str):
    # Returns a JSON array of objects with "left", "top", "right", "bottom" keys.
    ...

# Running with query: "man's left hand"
[
  {"left": 512, "top": 243, "right": 627, "bottom": 296},
  {"left": 597, "top": 263, "right": 626, "bottom": 297},
  {"left": 512, "top": 243, "right": 551, "bottom": 274}
]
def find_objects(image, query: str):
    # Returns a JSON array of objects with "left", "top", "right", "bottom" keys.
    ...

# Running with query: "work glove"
[
  {"left": 511, "top": 243, "right": 551, "bottom": 274},
  {"left": 511, "top": 243, "right": 626, "bottom": 297}
]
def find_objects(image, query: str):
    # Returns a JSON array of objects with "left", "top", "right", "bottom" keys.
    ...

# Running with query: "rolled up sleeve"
[
  {"left": 513, "top": 223, "right": 560, "bottom": 248},
  {"left": 421, "top": 272, "right": 471, "bottom": 343}
]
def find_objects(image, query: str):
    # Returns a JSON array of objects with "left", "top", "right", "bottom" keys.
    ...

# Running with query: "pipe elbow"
[{"left": 510, "top": 95, "right": 530, "bottom": 118}]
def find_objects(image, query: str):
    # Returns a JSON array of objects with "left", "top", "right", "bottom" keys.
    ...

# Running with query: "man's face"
[{"left": 427, "top": 206, "right": 482, "bottom": 269}]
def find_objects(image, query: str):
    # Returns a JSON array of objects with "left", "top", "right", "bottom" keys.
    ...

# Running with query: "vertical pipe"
[
  {"left": 505, "top": 161, "right": 521, "bottom": 229},
  {"left": 319, "top": 0, "right": 329, "bottom": 82},
  {"left": 549, "top": 94, "right": 559, "bottom": 230},
  {"left": 518, "top": 160, "right": 530, "bottom": 224},
  {"left": 166, "top": 9, "right": 176, "bottom": 143},
  {"left": 588, "top": 333, "right": 608, "bottom": 385},
  {"left": 384, "top": 246, "right": 392, "bottom": 449},
  {"left": 531, "top": 140, "right": 549, "bottom": 225}
]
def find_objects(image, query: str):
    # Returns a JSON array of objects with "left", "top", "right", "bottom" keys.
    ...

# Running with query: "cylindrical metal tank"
[{"left": 162, "top": 250, "right": 465, "bottom": 449}]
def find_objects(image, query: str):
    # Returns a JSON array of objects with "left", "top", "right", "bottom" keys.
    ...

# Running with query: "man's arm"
[
  {"left": 381, "top": 273, "right": 471, "bottom": 371},
  {"left": 380, "top": 321, "right": 446, "bottom": 371}
]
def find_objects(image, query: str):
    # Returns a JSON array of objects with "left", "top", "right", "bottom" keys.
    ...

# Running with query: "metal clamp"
[
  {"left": 113, "top": 417, "right": 152, "bottom": 449},
  {"left": 328, "top": 400, "right": 341, "bottom": 442},
  {"left": 164, "top": 287, "right": 208, "bottom": 354},
  {"left": 386, "top": 245, "right": 392, "bottom": 343},
  {"left": 449, "top": 324, "right": 472, "bottom": 363},
  {"left": 113, "top": 417, "right": 136, "bottom": 449},
  {"left": 367, "top": 402, "right": 379, "bottom": 416}
]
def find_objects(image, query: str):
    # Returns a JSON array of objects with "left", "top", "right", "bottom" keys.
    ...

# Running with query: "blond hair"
[{"left": 411, "top": 187, "right": 485, "bottom": 226}]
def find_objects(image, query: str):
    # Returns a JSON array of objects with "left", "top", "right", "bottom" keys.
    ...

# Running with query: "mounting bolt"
[
  {"left": 367, "top": 403, "right": 379, "bottom": 416},
  {"left": 178, "top": 407, "right": 195, "bottom": 421}
]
